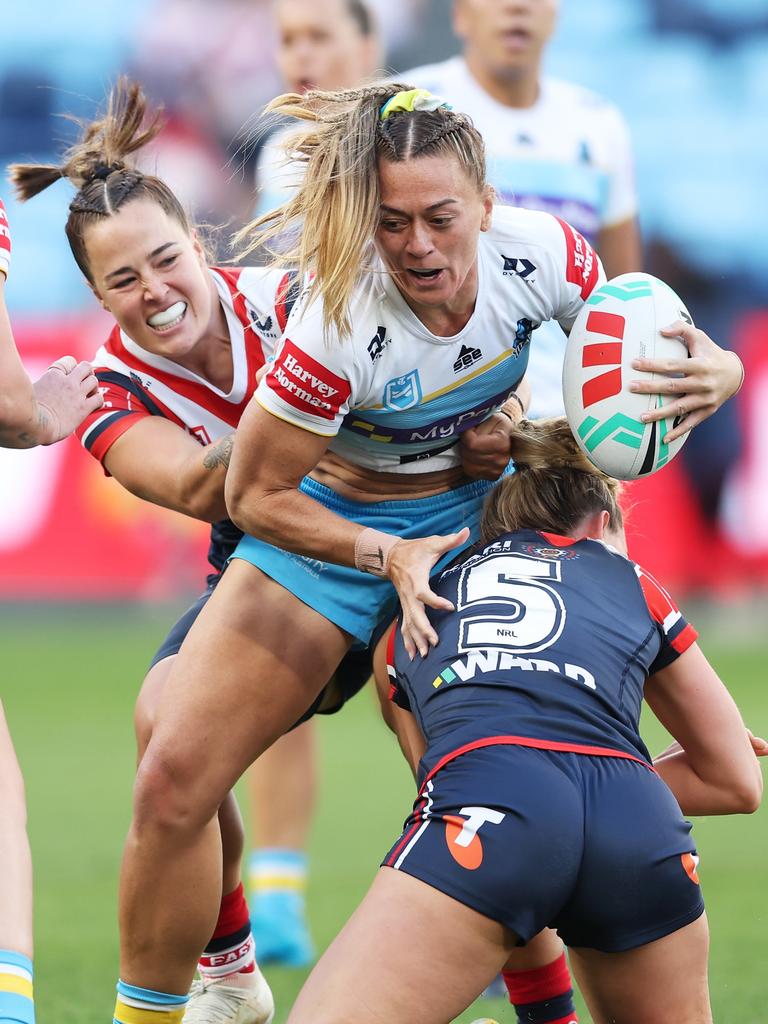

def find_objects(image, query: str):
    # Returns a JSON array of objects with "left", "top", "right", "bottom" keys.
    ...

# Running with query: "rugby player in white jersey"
[
  {"left": 248, "top": 0, "right": 383, "bottom": 968},
  {"left": 404, "top": 0, "right": 641, "bottom": 419},
  {"left": 105, "top": 82, "right": 742, "bottom": 1024},
  {"left": 0, "top": 201, "right": 101, "bottom": 1024}
]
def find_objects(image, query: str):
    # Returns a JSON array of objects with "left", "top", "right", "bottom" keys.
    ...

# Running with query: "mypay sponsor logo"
[{"left": 267, "top": 339, "right": 351, "bottom": 420}]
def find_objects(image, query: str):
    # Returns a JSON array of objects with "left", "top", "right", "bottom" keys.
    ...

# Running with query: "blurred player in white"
[
  {"left": 0, "top": 200, "right": 101, "bottom": 1024},
  {"left": 248, "top": 0, "right": 383, "bottom": 969},
  {"left": 404, "top": 0, "right": 641, "bottom": 419}
]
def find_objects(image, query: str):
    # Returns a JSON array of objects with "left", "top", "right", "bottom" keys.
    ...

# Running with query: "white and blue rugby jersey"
[{"left": 257, "top": 206, "right": 603, "bottom": 473}]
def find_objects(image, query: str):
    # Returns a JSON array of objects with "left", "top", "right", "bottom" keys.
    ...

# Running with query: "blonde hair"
[
  {"left": 480, "top": 418, "right": 624, "bottom": 543},
  {"left": 9, "top": 78, "right": 193, "bottom": 284},
  {"left": 237, "top": 82, "right": 487, "bottom": 339}
]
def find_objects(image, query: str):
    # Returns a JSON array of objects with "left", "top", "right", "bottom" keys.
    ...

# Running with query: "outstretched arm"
[{"left": 645, "top": 642, "right": 763, "bottom": 815}]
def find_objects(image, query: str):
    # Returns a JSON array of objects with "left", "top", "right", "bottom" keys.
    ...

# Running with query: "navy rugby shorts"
[
  {"left": 382, "top": 744, "right": 705, "bottom": 952},
  {"left": 148, "top": 570, "right": 374, "bottom": 725}
]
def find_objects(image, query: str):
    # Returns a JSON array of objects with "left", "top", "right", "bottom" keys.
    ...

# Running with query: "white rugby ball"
[{"left": 562, "top": 272, "right": 692, "bottom": 480}]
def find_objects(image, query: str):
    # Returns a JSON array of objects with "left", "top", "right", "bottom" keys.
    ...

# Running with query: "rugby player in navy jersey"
[
  {"left": 284, "top": 416, "right": 764, "bottom": 1024},
  {"left": 0, "top": 200, "right": 102, "bottom": 1024}
]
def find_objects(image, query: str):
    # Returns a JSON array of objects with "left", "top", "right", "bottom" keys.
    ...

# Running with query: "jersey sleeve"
[
  {"left": 547, "top": 215, "right": 607, "bottom": 331},
  {"left": 254, "top": 299, "right": 357, "bottom": 437},
  {"left": 75, "top": 369, "right": 155, "bottom": 468},
  {"left": 635, "top": 563, "right": 698, "bottom": 674},
  {"left": 386, "top": 622, "right": 412, "bottom": 711}
]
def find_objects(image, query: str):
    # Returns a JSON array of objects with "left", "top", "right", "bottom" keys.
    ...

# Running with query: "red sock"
[
  {"left": 198, "top": 883, "right": 256, "bottom": 981},
  {"left": 503, "top": 952, "right": 578, "bottom": 1024}
]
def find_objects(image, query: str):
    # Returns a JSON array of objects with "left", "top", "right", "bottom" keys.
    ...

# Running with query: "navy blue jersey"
[{"left": 387, "top": 529, "right": 697, "bottom": 782}]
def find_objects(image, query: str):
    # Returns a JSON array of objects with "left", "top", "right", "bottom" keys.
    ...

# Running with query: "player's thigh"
[
  {"left": 569, "top": 913, "right": 711, "bottom": 1024},
  {"left": 144, "top": 559, "right": 351, "bottom": 813},
  {"left": 287, "top": 868, "right": 517, "bottom": 1024},
  {"left": 134, "top": 656, "right": 175, "bottom": 757}
]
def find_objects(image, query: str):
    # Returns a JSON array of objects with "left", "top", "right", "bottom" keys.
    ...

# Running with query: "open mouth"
[
  {"left": 501, "top": 27, "right": 531, "bottom": 47},
  {"left": 147, "top": 301, "right": 187, "bottom": 332},
  {"left": 407, "top": 268, "right": 444, "bottom": 284}
]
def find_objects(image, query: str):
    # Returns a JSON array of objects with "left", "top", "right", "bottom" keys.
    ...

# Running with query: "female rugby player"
[
  {"left": 286, "top": 417, "right": 764, "bottom": 1024},
  {"left": 104, "top": 83, "right": 744, "bottom": 1024}
]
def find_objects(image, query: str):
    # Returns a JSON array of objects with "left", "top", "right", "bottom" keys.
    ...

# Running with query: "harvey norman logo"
[{"left": 267, "top": 339, "right": 351, "bottom": 420}]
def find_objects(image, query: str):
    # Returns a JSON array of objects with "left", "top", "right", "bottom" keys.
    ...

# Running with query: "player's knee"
[{"left": 133, "top": 748, "right": 218, "bottom": 835}]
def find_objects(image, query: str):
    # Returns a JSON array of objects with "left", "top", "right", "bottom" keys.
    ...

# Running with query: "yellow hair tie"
[{"left": 380, "top": 88, "right": 452, "bottom": 120}]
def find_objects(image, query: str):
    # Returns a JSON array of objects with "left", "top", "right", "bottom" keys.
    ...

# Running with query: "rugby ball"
[{"left": 562, "top": 273, "right": 692, "bottom": 480}]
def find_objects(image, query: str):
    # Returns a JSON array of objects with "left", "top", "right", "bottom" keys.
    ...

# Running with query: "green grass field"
[{"left": 1, "top": 605, "right": 766, "bottom": 1023}]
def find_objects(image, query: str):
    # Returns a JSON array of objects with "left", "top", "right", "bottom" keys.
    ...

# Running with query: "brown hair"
[
  {"left": 480, "top": 418, "right": 624, "bottom": 543},
  {"left": 237, "top": 82, "right": 487, "bottom": 339},
  {"left": 8, "top": 78, "right": 192, "bottom": 284}
]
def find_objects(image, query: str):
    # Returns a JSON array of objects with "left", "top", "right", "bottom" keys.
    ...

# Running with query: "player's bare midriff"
[{"left": 310, "top": 449, "right": 469, "bottom": 502}]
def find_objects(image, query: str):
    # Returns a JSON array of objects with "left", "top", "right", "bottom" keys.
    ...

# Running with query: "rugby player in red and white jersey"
[
  {"left": 0, "top": 199, "right": 101, "bottom": 1024},
  {"left": 99, "top": 80, "right": 744, "bottom": 1024},
  {"left": 9, "top": 83, "right": 296, "bottom": 1024}
]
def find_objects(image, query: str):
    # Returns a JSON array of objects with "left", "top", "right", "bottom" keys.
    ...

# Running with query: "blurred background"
[
  {"left": 1, "top": 0, "right": 767, "bottom": 600},
  {"left": 0, "top": 3, "right": 766, "bottom": 1022}
]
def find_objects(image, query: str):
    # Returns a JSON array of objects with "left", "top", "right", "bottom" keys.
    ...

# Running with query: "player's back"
[{"left": 389, "top": 529, "right": 696, "bottom": 779}]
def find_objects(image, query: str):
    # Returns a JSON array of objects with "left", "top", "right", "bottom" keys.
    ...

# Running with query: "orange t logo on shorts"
[
  {"left": 681, "top": 852, "right": 700, "bottom": 884},
  {"left": 444, "top": 806, "right": 505, "bottom": 870}
]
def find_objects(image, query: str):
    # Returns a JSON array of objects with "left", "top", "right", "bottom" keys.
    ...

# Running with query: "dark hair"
[
  {"left": 480, "top": 418, "right": 624, "bottom": 543},
  {"left": 346, "top": 0, "right": 375, "bottom": 35},
  {"left": 8, "top": 78, "right": 192, "bottom": 284}
]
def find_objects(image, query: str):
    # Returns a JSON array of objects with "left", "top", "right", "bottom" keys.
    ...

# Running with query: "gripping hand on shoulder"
[
  {"left": 33, "top": 358, "right": 103, "bottom": 444},
  {"left": 387, "top": 527, "right": 470, "bottom": 659},
  {"left": 630, "top": 321, "right": 744, "bottom": 443}
]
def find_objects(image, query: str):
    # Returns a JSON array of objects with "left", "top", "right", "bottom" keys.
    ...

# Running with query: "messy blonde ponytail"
[
  {"left": 480, "top": 418, "right": 623, "bottom": 543},
  {"left": 237, "top": 82, "right": 486, "bottom": 340}
]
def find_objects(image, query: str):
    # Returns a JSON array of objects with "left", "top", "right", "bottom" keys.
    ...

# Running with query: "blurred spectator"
[
  {"left": 402, "top": 0, "right": 641, "bottom": 418},
  {"left": 254, "top": 0, "right": 383, "bottom": 217},
  {"left": 129, "top": 0, "right": 283, "bottom": 229}
]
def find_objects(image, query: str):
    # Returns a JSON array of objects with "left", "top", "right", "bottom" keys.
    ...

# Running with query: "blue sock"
[
  {"left": 249, "top": 849, "right": 314, "bottom": 967},
  {"left": 0, "top": 950, "right": 34, "bottom": 1024},
  {"left": 113, "top": 980, "right": 188, "bottom": 1023}
]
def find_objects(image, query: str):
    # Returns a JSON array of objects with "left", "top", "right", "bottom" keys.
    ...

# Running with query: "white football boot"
[{"left": 183, "top": 966, "right": 275, "bottom": 1024}]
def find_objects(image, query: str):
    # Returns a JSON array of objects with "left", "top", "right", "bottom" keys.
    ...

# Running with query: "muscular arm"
[
  {"left": 225, "top": 398, "right": 364, "bottom": 564},
  {"left": 103, "top": 418, "right": 235, "bottom": 522},
  {"left": 596, "top": 216, "right": 642, "bottom": 279},
  {"left": 645, "top": 642, "right": 763, "bottom": 816}
]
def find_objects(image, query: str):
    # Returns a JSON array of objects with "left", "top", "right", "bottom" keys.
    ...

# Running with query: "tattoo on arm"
[{"left": 203, "top": 433, "right": 235, "bottom": 471}]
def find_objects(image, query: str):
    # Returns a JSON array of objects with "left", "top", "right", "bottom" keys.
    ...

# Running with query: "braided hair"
[
  {"left": 237, "top": 82, "right": 487, "bottom": 340},
  {"left": 9, "top": 78, "right": 191, "bottom": 284}
]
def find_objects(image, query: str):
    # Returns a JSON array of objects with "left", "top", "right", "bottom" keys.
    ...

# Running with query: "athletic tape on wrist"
[{"left": 354, "top": 527, "right": 401, "bottom": 577}]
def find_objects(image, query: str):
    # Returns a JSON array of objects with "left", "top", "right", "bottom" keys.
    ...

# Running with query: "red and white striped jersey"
[{"left": 76, "top": 266, "right": 298, "bottom": 464}]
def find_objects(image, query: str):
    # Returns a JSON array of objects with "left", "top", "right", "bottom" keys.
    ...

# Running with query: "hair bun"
[{"left": 89, "top": 163, "right": 117, "bottom": 181}]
